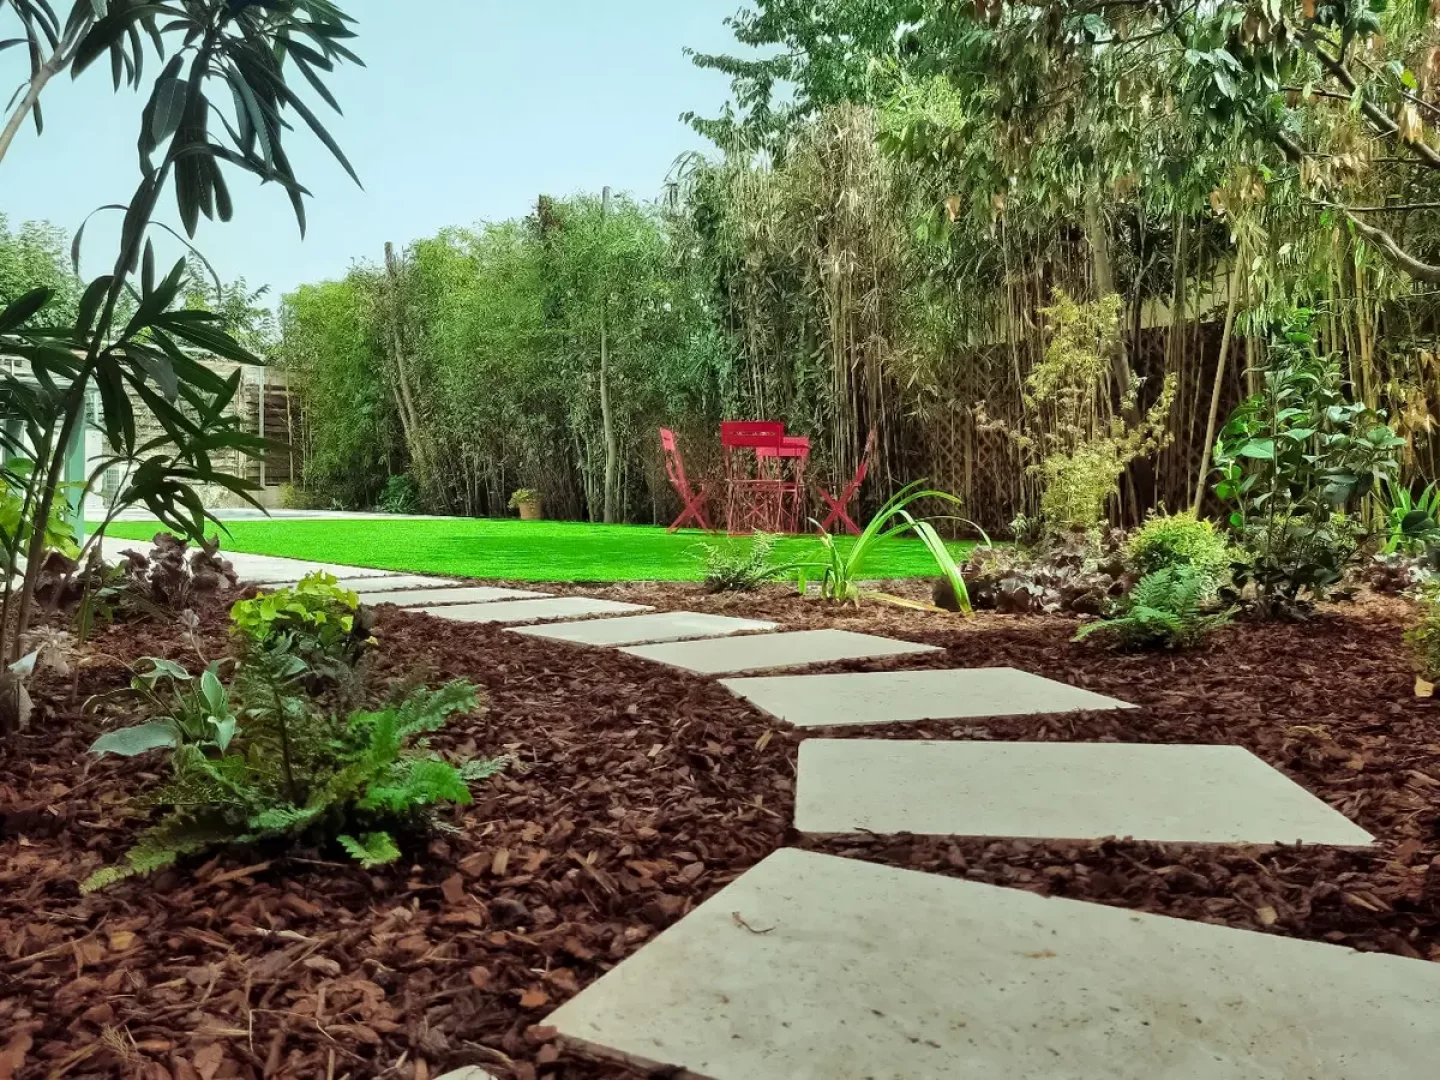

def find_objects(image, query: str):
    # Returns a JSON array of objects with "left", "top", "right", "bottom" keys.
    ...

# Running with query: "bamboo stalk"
[{"left": 1194, "top": 265, "right": 1242, "bottom": 514}]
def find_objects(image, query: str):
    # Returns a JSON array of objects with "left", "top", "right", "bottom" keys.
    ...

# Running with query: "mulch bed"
[{"left": 2, "top": 580, "right": 1438, "bottom": 1079}]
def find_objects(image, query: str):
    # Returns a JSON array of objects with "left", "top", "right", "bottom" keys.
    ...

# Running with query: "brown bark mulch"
[{"left": 2, "top": 583, "right": 1438, "bottom": 1079}]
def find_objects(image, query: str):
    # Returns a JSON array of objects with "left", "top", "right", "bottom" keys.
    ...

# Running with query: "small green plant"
[
  {"left": 1379, "top": 479, "right": 1440, "bottom": 556},
  {"left": 507, "top": 488, "right": 541, "bottom": 510},
  {"left": 83, "top": 680, "right": 499, "bottom": 891},
  {"left": 1405, "top": 579, "right": 1440, "bottom": 684},
  {"left": 699, "top": 532, "right": 793, "bottom": 592},
  {"left": 88, "top": 658, "right": 238, "bottom": 757},
  {"left": 230, "top": 572, "right": 367, "bottom": 672},
  {"left": 1074, "top": 566, "right": 1233, "bottom": 650},
  {"left": 1126, "top": 511, "right": 1232, "bottom": 585},
  {"left": 378, "top": 474, "right": 420, "bottom": 515},
  {"left": 804, "top": 481, "right": 979, "bottom": 610}
]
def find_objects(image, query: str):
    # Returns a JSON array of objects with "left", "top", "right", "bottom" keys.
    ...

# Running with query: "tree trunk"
[
  {"left": 382, "top": 241, "right": 428, "bottom": 493},
  {"left": 1193, "top": 265, "right": 1242, "bottom": 514},
  {"left": 1084, "top": 184, "right": 1132, "bottom": 400},
  {"left": 0, "top": 53, "right": 58, "bottom": 167},
  {"left": 599, "top": 186, "right": 618, "bottom": 524}
]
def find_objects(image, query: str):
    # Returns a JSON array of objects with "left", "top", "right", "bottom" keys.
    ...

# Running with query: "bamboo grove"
[{"left": 274, "top": 0, "right": 1440, "bottom": 531}]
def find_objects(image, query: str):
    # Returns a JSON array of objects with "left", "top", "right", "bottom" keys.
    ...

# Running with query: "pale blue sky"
[{"left": 1, "top": 0, "right": 741, "bottom": 298}]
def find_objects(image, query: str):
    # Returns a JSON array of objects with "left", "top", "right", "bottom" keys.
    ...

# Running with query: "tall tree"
[{"left": 684, "top": 0, "right": 925, "bottom": 151}]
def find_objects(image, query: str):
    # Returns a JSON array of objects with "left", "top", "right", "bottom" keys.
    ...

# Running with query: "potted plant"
[{"left": 508, "top": 488, "right": 543, "bottom": 521}]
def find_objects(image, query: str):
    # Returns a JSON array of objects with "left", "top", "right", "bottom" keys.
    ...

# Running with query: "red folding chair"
[
  {"left": 757, "top": 434, "right": 810, "bottom": 533},
  {"left": 721, "top": 421, "right": 785, "bottom": 533},
  {"left": 818, "top": 429, "right": 877, "bottom": 535},
  {"left": 659, "top": 428, "right": 711, "bottom": 532}
]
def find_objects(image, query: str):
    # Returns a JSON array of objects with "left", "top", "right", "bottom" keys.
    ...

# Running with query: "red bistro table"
[{"left": 721, "top": 421, "right": 811, "bottom": 534}]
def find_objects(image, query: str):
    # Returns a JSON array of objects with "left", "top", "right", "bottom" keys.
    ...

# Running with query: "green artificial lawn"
[{"left": 95, "top": 517, "right": 977, "bottom": 583}]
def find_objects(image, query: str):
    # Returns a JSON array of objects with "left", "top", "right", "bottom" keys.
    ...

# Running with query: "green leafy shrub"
[
  {"left": 378, "top": 474, "right": 420, "bottom": 515},
  {"left": 83, "top": 680, "right": 499, "bottom": 891},
  {"left": 1379, "top": 479, "right": 1440, "bottom": 556},
  {"left": 1074, "top": 566, "right": 1233, "bottom": 650},
  {"left": 1405, "top": 579, "right": 1440, "bottom": 684},
  {"left": 1126, "top": 511, "right": 1232, "bottom": 584},
  {"left": 507, "top": 488, "right": 541, "bottom": 510},
  {"left": 0, "top": 466, "right": 81, "bottom": 567},
  {"left": 699, "top": 532, "right": 791, "bottom": 592},
  {"left": 230, "top": 572, "right": 368, "bottom": 672},
  {"left": 88, "top": 658, "right": 238, "bottom": 757},
  {"left": 1214, "top": 311, "right": 1403, "bottom": 617},
  {"left": 279, "top": 484, "right": 323, "bottom": 511}
]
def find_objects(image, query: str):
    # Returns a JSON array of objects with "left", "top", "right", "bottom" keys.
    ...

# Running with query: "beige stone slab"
[
  {"left": 415, "top": 597, "right": 651, "bottom": 625},
  {"left": 223, "top": 552, "right": 398, "bottom": 584},
  {"left": 547, "top": 848, "right": 1438, "bottom": 1079},
  {"left": 722, "top": 667, "right": 1133, "bottom": 728},
  {"left": 796, "top": 740, "right": 1375, "bottom": 846},
  {"left": 261, "top": 575, "right": 465, "bottom": 593},
  {"left": 330, "top": 575, "right": 462, "bottom": 593},
  {"left": 621, "top": 629, "right": 940, "bottom": 675},
  {"left": 509, "top": 611, "right": 776, "bottom": 647},
  {"left": 362, "top": 585, "right": 550, "bottom": 607}
]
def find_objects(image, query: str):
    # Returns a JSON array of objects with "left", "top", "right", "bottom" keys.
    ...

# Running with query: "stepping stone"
[
  {"left": 415, "top": 597, "right": 651, "bottom": 625},
  {"left": 222, "top": 552, "right": 398, "bottom": 584},
  {"left": 795, "top": 740, "right": 1375, "bottom": 846},
  {"left": 510, "top": 611, "right": 776, "bottom": 647},
  {"left": 261, "top": 575, "right": 464, "bottom": 593},
  {"left": 329, "top": 575, "right": 462, "bottom": 593},
  {"left": 723, "top": 667, "right": 1133, "bottom": 728},
  {"left": 432, "top": 1071, "right": 498, "bottom": 1080},
  {"left": 622, "top": 629, "right": 939, "bottom": 675},
  {"left": 362, "top": 585, "right": 550, "bottom": 607},
  {"left": 547, "top": 848, "right": 1440, "bottom": 1079}
]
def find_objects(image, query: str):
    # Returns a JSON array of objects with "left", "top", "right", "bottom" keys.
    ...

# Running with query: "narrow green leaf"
[
  {"left": 150, "top": 72, "right": 186, "bottom": 143},
  {"left": 0, "top": 287, "right": 53, "bottom": 332}
]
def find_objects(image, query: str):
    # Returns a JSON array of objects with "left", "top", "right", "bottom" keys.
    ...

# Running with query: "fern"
[
  {"left": 1075, "top": 566, "right": 1233, "bottom": 650},
  {"left": 338, "top": 831, "right": 401, "bottom": 868},
  {"left": 86, "top": 680, "right": 491, "bottom": 890}
]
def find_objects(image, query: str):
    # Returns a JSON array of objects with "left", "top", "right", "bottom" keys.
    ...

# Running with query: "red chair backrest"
[
  {"left": 659, "top": 427, "right": 690, "bottom": 492},
  {"left": 845, "top": 429, "right": 878, "bottom": 489}
]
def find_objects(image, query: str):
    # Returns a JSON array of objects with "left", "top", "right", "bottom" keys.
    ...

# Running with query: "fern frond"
[
  {"left": 248, "top": 804, "right": 323, "bottom": 835},
  {"left": 338, "top": 831, "right": 401, "bottom": 868},
  {"left": 80, "top": 865, "right": 136, "bottom": 894},
  {"left": 393, "top": 680, "right": 479, "bottom": 738},
  {"left": 459, "top": 756, "right": 508, "bottom": 782},
  {"left": 359, "top": 757, "right": 471, "bottom": 812}
]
